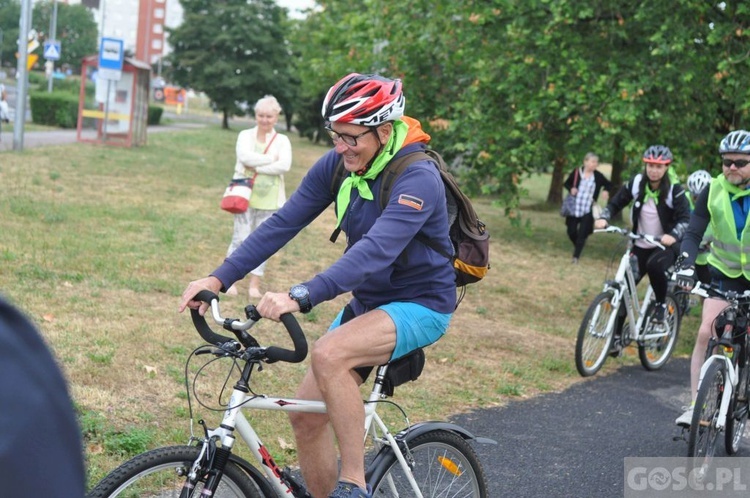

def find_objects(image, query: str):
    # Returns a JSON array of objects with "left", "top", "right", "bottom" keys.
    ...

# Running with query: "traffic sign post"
[
  {"left": 43, "top": 41, "right": 61, "bottom": 61},
  {"left": 98, "top": 37, "right": 124, "bottom": 81},
  {"left": 98, "top": 37, "right": 125, "bottom": 141}
]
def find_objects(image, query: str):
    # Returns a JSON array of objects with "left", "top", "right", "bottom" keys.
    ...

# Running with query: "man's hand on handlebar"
[
  {"left": 179, "top": 276, "right": 223, "bottom": 315},
  {"left": 673, "top": 266, "right": 696, "bottom": 290},
  {"left": 256, "top": 292, "right": 301, "bottom": 322}
]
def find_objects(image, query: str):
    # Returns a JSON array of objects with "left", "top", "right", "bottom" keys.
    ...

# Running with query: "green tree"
[
  {"left": 167, "top": 0, "right": 297, "bottom": 129},
  {"left": 0, "top": 0, "right": 21, "bottom": 71},
  {"left": 33, "top": 0, "right": 98, "bottom": 72}
]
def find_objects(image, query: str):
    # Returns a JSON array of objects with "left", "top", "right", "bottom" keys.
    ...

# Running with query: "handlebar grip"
[
  {"left": 190, "top": 290, "right": 234, "bottom": 346},
  {"left": 265, "top": 313, "right": 308, "bottom": 363}
]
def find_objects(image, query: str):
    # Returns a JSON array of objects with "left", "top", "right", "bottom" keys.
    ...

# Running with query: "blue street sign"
[
  {"left": 43, "top": 41, "right": 61, "bottom": 61},
  {"left": 98, "top": 37, "right": 124, "bottom": 80}
]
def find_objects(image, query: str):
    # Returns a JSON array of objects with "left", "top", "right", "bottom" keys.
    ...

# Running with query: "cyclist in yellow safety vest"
[{"left": 673, "top": 130, "right": 750, "bottom": 427}]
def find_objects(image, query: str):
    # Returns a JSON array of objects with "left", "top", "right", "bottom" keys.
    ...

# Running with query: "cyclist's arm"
[
  {"left": 667, "top": 184, "right": 691, "bottom": 241},
  {"left": 679, "top": 188, "right": 710, "bottom": 267},
  {"left": 598, "top": 182, "right": 633, "bottom": 222}
]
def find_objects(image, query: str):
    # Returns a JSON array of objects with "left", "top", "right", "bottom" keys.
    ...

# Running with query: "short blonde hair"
[{"left": 254, "top": 95, "right": 282, "bottom": 115}]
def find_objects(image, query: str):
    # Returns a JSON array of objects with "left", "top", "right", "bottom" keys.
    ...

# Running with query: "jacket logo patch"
[{"left": 398, "top": 194, "right": 424, "bottom": 210}]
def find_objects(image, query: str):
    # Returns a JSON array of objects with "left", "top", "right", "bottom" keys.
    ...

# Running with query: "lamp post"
[{"left": 47, "top": 0, "right": 58, "bottom": 93}]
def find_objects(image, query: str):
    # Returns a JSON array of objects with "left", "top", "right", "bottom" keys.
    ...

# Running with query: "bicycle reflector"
[
  {"left": 438, "top": 456, "right": 463, "bottom": 476},
  {"left": 721, "top": 344, "right": 735, "bottom": 359}
]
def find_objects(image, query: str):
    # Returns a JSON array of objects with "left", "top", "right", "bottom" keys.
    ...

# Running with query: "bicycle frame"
[
  {"left": 601, "top": 247, "right": 668, "bottom": 344},
  {"left": 197, "top": 363, "right": 425, "bottom": 498}
]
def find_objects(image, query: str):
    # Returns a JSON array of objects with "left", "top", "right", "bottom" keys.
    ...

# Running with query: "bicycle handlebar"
[
  {"left": 593, "top": 226, "right": 666, "bottom": 250},
  {"left": 689, "top": 281, "right": 750, "bottom": 303},
  {"left": 189, "top": 290, "right": 308, "bottom": 364}
]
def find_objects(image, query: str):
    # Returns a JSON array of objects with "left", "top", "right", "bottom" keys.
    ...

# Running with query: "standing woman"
[
  {"left": 563, "top": 152, "right": 612, "bottom": 263},
  {"left": 226, "top": 95, "right": 292, "bottom": 298}
]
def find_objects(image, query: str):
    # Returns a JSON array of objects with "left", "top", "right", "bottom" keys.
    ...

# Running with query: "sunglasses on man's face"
[{"left": 722, "top": 158, "right": 750, "bottom": 169}]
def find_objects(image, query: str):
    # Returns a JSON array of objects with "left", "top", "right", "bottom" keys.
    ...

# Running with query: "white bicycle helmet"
[
  {"left": 719, "top": 130, "right": 750, "bottom": 154},
  {"left": 686, "top": 170, "right": 712, "bottom": 197}
]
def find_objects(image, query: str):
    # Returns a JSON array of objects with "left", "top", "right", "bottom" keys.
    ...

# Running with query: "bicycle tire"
[
  {"left": 688, "top": 361, "right": 726, "bottom": 481},
  {"left": 367, "top": 429, "right": 488, "bottom": 497},
  {"left": 726, "top": 361, "right": 750, "bottom": 455},
  {"left": 86, "top": 445, "right": 262, "bottom": 498},
  {"left": 638, "top": 292, "right": 681, "bottom": 371},
  {"left": 575, "top": 290, "right": 618, "bottom": 377}
]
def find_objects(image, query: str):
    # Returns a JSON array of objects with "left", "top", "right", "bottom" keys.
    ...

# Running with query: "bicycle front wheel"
[
  {"left": 575, "top": 290, "right": 618, "bottom": 377},
  {"left": 688, "top": 361, "right": 726, "bottom": 481},
  {"left": 86, "top": 445, "right": 262, "bottom": 498},
  {"left": 638, "top": 292, "right": 681, "bottom": 371},
  {"left": 368, "top": 429, "right": 488, "bottom": 497},
  {"left": 726, "top": 361, "right": 750, "bottom": 455}
]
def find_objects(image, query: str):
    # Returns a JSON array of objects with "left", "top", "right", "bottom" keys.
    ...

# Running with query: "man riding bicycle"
[
  {"left": 179, "top": 73, "right": 455, "bottom": 498},
  {"left": 674, "top": 130, "right": 750, "bottom": 427}
]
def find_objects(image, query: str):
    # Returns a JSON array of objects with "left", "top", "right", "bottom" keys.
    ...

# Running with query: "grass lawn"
[{"left": 0, "top": 126, "right": 700, "bottom": 488}]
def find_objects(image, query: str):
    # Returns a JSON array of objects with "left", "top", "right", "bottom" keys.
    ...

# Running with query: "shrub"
[
  {"left": 29, "top": 92, "right": 79, "bottom": 128},
  {"left": 148, "top": 105, "right": 163, "bottom": 125}
]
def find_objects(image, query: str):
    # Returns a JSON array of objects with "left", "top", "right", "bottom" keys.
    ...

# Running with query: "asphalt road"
[{"left": 449, "top": 357, "right": 750, "bottom": 497}]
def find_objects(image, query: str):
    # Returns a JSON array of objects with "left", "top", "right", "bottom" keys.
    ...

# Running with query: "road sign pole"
[
  {"left": 14, "top": 0, "right": 32, "bottom": 151},
  {"left": 47, "top": 0, "right": 58, "bottom": 93}
]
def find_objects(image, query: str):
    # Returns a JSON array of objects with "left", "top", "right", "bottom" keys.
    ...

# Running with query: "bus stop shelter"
[{"left": 76, "top": 55, "right": 150, "bottom": 147}]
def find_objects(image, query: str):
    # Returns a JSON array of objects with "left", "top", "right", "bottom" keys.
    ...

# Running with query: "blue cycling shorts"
[{"left": 329, "top": 301, "right": 452, "bottom": 360}]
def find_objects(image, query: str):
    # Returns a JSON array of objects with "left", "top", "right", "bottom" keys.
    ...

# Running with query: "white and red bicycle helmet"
[{"left": 321, "top": 73, "right": 405, "bottom": 126}]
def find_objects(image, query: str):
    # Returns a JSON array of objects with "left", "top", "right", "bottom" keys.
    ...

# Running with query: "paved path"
[
  {"left": 0, "top": 121, "right": 206, "bottom": 152},
  {"left": 448, "top": 357, "right": 750, "bottom": 497}
]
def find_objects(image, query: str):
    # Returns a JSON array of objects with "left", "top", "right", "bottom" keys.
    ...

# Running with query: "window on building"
[{"left": 154, "top": 8, "right": 165, "bottom": 19}]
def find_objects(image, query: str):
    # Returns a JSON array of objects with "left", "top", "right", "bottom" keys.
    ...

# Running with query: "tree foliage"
[
  {"left": 167, "top": 0, "right": 298, "bottom": 129},
  {"left": 290, "top": 0, "right": 750, "bottom": 220},
  {"left": 0, "top": 0, "right": 96, "bottom": 73},
  {"left": 33, "top": 0, "right": 98, "bottom": 71}
]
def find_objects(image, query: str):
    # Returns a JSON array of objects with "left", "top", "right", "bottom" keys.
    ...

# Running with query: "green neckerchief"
[
  {"left": 719, "top": 175, "right": 750, "bottom": 202},
  {"left": 335, "top": 119, "right": 408, "bottom": 227},
  {"left": 644, "top": 184, "right": 660, "bottom": 205}
]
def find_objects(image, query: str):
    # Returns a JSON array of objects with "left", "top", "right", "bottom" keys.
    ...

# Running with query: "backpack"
[{"left": 329, "top": 148, "right": 490, "bottom": 293}]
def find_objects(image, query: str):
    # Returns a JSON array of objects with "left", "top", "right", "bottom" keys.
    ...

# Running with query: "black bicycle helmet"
[{"left": 642, "top": 145, "right": 673, "bottom": 164}]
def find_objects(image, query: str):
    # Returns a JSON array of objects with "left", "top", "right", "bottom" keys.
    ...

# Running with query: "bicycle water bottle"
[{"left": 629, "top": 253, "right": 640, "bottom": 281}]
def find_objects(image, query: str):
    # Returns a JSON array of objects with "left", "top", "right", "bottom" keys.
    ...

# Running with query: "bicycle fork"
[{"left": 696, "top": 355, "right": 738, "bottom": 432}]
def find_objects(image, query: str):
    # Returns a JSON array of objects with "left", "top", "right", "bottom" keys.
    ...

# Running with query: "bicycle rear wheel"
[
  {"left": 726, "top": 362, "right": 750, "bottom": 455},
  {"left": 368, "top": 429, "right": 488, "bottom": 497},
  {"left": 86, "top": 445, "right": 262, "bottom": 498},
  {"left": 688, "top": 361, "right": 726, "bottom": 482},
  {"left": 575, "top": 290, "right": 618, "bottom": 377},
  {"left": 638, "top": 292, "right": 680, "bottom": 371}
]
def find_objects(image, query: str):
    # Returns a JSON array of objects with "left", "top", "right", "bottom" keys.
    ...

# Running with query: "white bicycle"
[
  {"left": 575, "top": 226, "right": 681, "bottom": 376},
  {"left": 686, "top": 282, "right": 750, "bottom": 480},
  {"left": 87, "top": 290, "right": 494, "bottom": 497}
]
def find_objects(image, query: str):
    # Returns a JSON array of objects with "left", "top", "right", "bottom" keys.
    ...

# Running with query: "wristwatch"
[{"left": 289, "top": 284, "right": 312, "bottom": 313}]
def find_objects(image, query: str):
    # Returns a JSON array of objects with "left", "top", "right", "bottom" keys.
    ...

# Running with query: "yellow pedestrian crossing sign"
[{"left": 44, "top": 41, "right": 61, "bottom": 61}]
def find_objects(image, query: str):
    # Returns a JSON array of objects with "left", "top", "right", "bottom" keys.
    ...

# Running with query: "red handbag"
[{"left": 220, "top": 177, "right": 254, "bottom": 214}]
